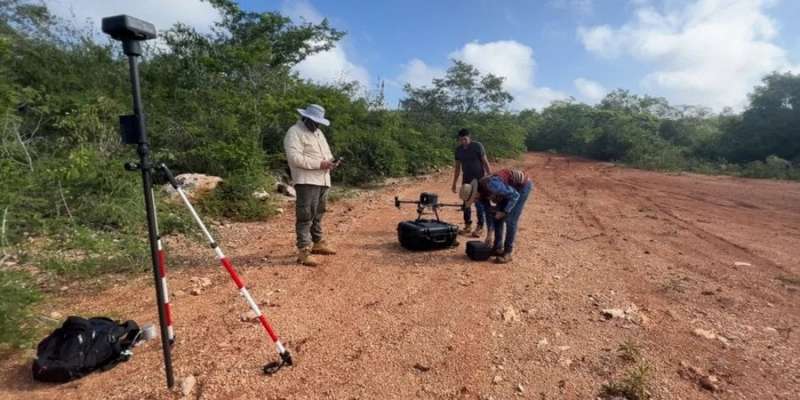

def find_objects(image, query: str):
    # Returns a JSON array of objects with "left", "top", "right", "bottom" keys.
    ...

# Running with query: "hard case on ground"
[{"left": 397, "top": 219, "right": 458, "bottom": 251}]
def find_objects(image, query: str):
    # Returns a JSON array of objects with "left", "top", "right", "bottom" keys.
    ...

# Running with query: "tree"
[
  {"left": 400, "top": 60, "right": 513, "bottom": 119},
  {"left": 721, "top": 72, "right": 800, "bottom": 163}
]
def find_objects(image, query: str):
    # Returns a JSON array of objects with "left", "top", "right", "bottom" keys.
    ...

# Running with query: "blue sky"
[
  {"left": 46, "top": 0, "right": 800, "bottom": 111},
  {"left": 256, "top": 0, "right": 800, "bottom": 111}
]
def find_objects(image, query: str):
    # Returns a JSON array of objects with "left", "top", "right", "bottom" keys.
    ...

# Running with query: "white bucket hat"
[
  {"left": 297, "top": 104, "right": 330, "bottom": 126},
  {"left": 459, "top": 179, "right": 479, "bottom": 205}
]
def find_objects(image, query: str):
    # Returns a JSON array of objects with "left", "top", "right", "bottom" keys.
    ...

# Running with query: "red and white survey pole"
[
  {"left": 159, "top": 163, "right": 293, "bottom": 374},
  {"left": 150, "top": 188, "right": 175, "bottom": 343}
]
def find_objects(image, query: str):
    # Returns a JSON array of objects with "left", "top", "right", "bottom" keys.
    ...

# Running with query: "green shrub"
[{"left": 0, "top": 270, "right": 41, "bottom": 350}]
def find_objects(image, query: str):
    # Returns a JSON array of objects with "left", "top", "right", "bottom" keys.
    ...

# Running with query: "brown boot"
[
  {"left": 311, "top": 240, "right": 337, "bottom": 255},
  {"left": 297, "top": 247, "right": 319, "bottom": 267},
  {"left": 458, "top": 223, "right": 473, "bottom": 235}
]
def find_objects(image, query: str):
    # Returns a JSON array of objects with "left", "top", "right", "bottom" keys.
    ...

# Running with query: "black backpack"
[{"left": 32, "top": 316, "right": 141, "bottom": 383}]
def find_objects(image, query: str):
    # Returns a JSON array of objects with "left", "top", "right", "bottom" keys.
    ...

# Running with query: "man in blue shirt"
[
  {"left": 460, "top": 169, "right": 533, "bottom": 264},
  {"left": 451, "top": 129, "right": 491, "bottom": 237}
]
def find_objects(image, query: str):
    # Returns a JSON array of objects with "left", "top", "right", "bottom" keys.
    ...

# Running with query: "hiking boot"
[
  {"left": 494, "top": 252, "right": 513, "bottom": 264},
  {"left": 297, "top": 247, "right": 319, "bottom": 267},
  {"left": 311, "top": 240, "right": 337, "bottom": 255},
  {"left": 458, "top": 224, "right": 473, "bottom": 235},
  {"left": 470, "top": 226, "right": 484, "bottom": 238}
]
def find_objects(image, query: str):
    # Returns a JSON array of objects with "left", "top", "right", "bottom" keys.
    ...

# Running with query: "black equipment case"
[
  {"left": 397, "top": 219, "right": 458, "bottom": 251},
  {"left": 466, "top": 240, "right": 493, "bottom": 261}
]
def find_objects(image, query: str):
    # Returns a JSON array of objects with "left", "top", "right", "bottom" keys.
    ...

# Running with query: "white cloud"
[
  {"left": 574, "top": 78, "right": 607, "bottom": 103},
  {"left": 398, "top": 59, "right": 445, "bottom": 87},
  {"left": 44, "top": 0, "right": 221, "bottom": 35},
  {"left": 282, "top": 0, "right": 371, "bottom": 87},
  {"left": 449, "top": 40, "right": 567, "bottom": 110},
  {"left": 293, "top": 44, "right": 370, "bottom": 87},
  {"left": 449, "top": 41, "right": 535, "bottom": 92},
  {"left": 398, "top": 40, "right": 568, "bottom": 110},
  {"left": 578, "top": 0, "right": 799, "bottom": 109}
]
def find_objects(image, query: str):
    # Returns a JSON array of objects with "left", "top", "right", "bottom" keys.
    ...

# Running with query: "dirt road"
[{"left": 2, "top": 153, "right": 798, "bottom": 399}]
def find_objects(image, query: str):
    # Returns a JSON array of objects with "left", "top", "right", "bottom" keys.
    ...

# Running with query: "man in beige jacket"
[{"left": 284, "top": 104, "right": 339, "bottom": 266}]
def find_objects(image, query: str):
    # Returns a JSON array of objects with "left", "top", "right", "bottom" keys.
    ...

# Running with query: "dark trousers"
[
  {"left": 295, "top": 184, "right": 329, "bottom": 249},
  {"left": 463, "top": 201, "right": 486, "bottom": 227},
  {"left": 491, "top": 181, "right": 533, "bottom": 254}
]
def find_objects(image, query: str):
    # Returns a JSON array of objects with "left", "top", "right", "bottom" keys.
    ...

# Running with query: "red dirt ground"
[{"left": 1, "top": 153, "right": 798, "bottom": 399}]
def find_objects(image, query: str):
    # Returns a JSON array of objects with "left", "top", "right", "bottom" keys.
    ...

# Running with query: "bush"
[{"left": 0, "top": 270, "right": 41, "bottom": 350}]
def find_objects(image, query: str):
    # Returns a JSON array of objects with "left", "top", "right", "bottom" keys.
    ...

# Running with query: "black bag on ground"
[
  {"left": 466, "top": 240, "right": 493, "bottom": 261},
  {"left": 32, "top": 316, "right": 140, "bottom": 383},
  {"left": 397, "top": 219, "right": 458, "bottom": 251}
]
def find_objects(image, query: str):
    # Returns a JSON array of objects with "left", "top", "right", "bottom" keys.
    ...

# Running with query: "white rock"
[
  {"left": 165, "top": 174, "right": 222, "bottom": 200},
  {"left": 199, "top": 277, "right": 212, "bottom": 288},
  {"left": 49, "top": 311, "right": 63, "bottom": 320},
  {"left": 763, "top": 327, "right": 778, "bottom": 334},
  {"left": 537, "top": 338, "right": 549, "bottom": 348},
  {"left": 734, "top": 261, "right": 752, "bottom": 267},
  {"left": 240, "top": 310, "right": 259, "bottom": 322},
  {"left": 276, "top": 182, "right": 296, "bottom": 198},
  {"left": 516, "top": 384, "right": 524, "bottom": 393},
  {"left": 693, "top": 328, "right": 717, "bottom": 340},
  {"left": 180, "top": 375, "right": 196, "bottom": 396},
  {"left": 501, "top": 306, "right": 520, "bottom": 322},
  {"left": 252, "top": 190, "right": 270, "bottom": 200},
  {"left": 493, "top": 375, "right": 503, "bottom": 384},
  {"left": 602, "top": 309, "right": 626, "bottom": 320}
]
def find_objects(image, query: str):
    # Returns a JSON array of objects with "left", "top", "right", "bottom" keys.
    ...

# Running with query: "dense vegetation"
[{"left": 0, "top": 0, "right": 798, "bottom": 348}]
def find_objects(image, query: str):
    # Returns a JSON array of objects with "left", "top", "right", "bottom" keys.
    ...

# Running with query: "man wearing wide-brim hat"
[{"left": 284, "top": 104, "right": 340, "bottom": 266}]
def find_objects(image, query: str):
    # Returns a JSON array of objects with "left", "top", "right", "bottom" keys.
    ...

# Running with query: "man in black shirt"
[{"left": 451, "top": 128, "right": 492, "bottom": 236}]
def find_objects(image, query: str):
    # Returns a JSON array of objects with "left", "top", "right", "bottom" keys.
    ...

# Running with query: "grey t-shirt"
[{"left": 455, "top": 141, "right": 486, "bottom": 183}]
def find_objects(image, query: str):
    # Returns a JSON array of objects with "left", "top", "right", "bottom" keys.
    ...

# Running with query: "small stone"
[
  {"left": 763, "top": 327, "right": 778, "bottom": 334},
  {"left": 693, "top": 328, "right": 717, "bottom": 340},
  {"left": 537, "top": 338, "right": 549, "bottom": 348},
  {"left": 516, "top": 384, "right": 524, "bottom": 393},
  {"left": 558, "top": 345, "right": 571, "bottom": 352},
  {"left": 199, "top": 277, "right": 212, "bottom": 288},
  {"left": 240, "top": 310, "right": 259, "bottom": 322},
  {"left": 49, "top": 311, "right": 63, "bottom": 320},
  {"left": 60, "top": 286, "right": 69, "bottom": 292},
  {"left": 180, "top": 375, "right": 196, "bottom": 396},
  {"left": 734, "top": 261, "right": 752, "bottom": 267},
  {"left": 501, "top": 306, "right": 520, "bottom": 322},
  {"left": 493, "top": 375, "right": 503, "bottom": 384},
  {"left": 559, "top": 357, "right": 573, "bottom": 367},
  {"left": 174, "top": 290, "right": 185, "bottom": 297},
  {"left": 276, "top": 208, "right": 285, "bottom": 214},
  {"left": 699, "top": 375, "right": 719, "bottom": 392},
  {"left": 602, "top": 309, "right": 625, "bottom": 320},
  {"left": 190, "top": 288, "right": 202, "bottom": 296},
  {"left": 413, "top": 363, "right": 431, "bottom": 372}
]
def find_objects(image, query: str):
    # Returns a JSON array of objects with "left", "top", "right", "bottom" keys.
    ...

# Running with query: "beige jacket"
[{"left": 284, "top": 121, "right": 333, "bottom": 187}]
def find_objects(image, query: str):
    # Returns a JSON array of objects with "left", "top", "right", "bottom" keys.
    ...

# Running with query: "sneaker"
[
  {"left": 297, "top": 247, "right": 319, "bottom": 267},
  {"left": 311, "top": 240, "right": 337, "bottom": 255},
  {"left": 494, "top": 253, "right": 513, "bottom": 264}
]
